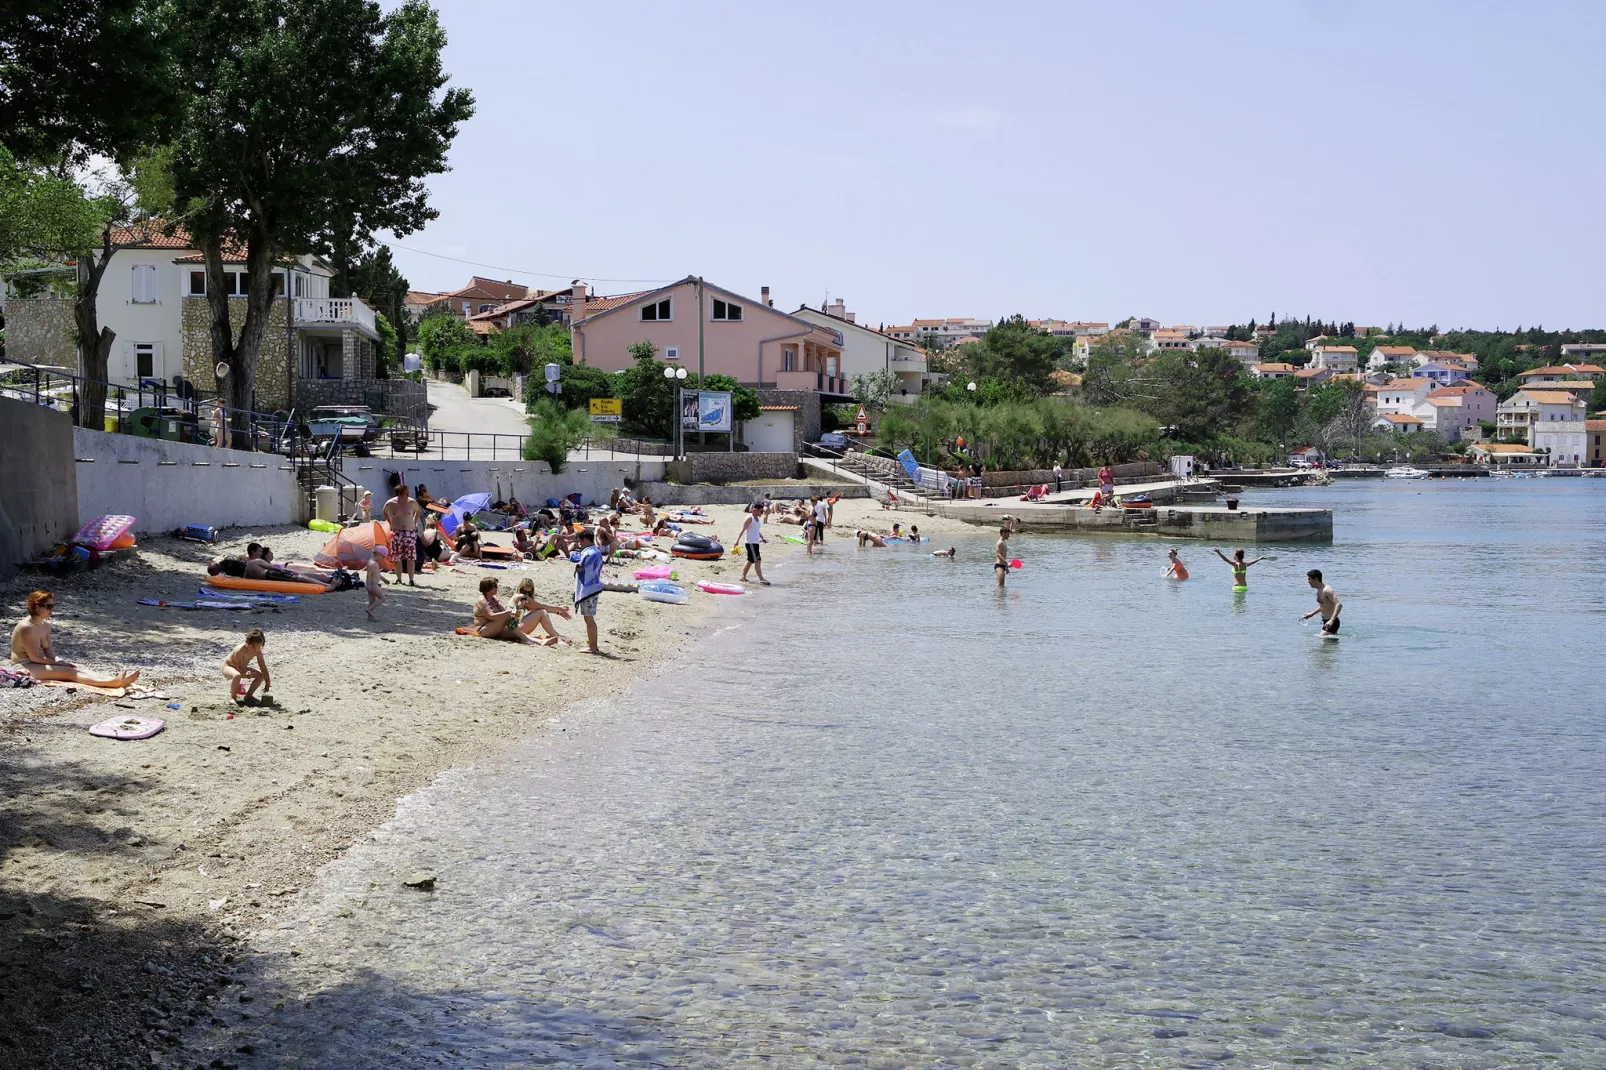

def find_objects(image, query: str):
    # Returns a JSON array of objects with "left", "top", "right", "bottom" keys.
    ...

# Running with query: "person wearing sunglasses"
[{"left": 11, "top": 591, "right": 141, "bottom": 688}]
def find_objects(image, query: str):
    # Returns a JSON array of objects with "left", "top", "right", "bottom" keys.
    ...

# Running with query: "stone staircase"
[{"left": 802, "top": 451, "right": 926, "bottom": 499}]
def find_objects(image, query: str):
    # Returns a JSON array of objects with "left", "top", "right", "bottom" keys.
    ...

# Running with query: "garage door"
[{"left": 744, "top": 410, "right": 794, "bottom": 453}]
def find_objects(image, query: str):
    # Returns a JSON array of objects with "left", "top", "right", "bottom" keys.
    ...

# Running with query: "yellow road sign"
[{"left": 589, "top": 398, "right": 623, "bottom": 417}]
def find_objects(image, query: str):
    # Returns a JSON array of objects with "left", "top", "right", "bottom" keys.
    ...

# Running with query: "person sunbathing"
[
  {"left": 11, "top": 591, "right": 140, "bottom": 688},
  {"left": 472, "top": 578, "right": 553, "bottom": 645},
  {"left": 513, "top": 526, "right": 538, "bottom": 558},
  {"left": 455, "top": 519, "right": 483, "bottom": 559}
]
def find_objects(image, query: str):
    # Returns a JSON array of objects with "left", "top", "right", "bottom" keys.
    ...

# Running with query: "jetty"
[{"left": 914, "top": 499, "right": 1333, "bottom": 542}]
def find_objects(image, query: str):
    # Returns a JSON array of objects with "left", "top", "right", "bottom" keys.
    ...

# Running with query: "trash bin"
[
  {"left": 314, "top": 485, "right": 339, "bottom": 523},
  {"left": 104, "top": 413, "right": 120, "bottom": 433}
]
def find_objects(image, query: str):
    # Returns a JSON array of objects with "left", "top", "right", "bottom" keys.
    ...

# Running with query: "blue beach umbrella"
[{"left": 441, "top": 492, "right": 493, "bottom": 536}]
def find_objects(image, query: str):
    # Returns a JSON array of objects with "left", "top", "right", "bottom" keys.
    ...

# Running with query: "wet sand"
[{"left": 0, "top": 497, "right": 971, "bottom": 1069}]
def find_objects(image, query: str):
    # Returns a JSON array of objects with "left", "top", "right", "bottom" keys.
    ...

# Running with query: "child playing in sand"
[
  {"left": 365, "top": 551, "right": 388, "bottom": 620},
  {"left": 224, "top": 627, "right": 270, "bottom": 706},
  {"left": 513, "top": 578, "right": 572, "bottom": 645}
]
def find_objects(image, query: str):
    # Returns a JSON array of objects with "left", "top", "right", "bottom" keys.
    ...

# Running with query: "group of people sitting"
[{"left": 855, "top": 522, "right": 922, "bottom": 548}]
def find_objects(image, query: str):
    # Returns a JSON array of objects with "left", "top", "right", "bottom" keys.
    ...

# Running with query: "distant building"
[
  {"left": 1587, "top": 418, "right": 1606, "bottom": 467},
  {"left": 1251, "top": 362, "right": 1296, "bottom": 380},
  {"left": 1309, "top": 345, "right": 1359, "bottom": 373},
  {"left": 885, "top": 317, "right": 992, "bottom": 344},
  {"left": 1217, "top": 339, "right": 1260, "bottom": 365},
  {"left": 1150, "top": 328, "right": 1196, "bottom": 352},
  {"left": 1469, "top": 442, "right": 1541, "bottom": 466},
  {"left": 1519, "top": 363, "right": 1605, "bottom": 384},
  {"left": 1412, "top": 360, "right": 1473, "bottom": 386},
  {"left": 795, "top": 298, "right": 930, "bottom": 404},
  {"left": 1373, "top": 412, "right": 1424, "bottom": 432},
  {"left": 1497, "top": 388, "right": 1587, "bottom": 461},
  {"left": 1421, "top": 383, "right": 1495, "bottom": 443},
  {"left": 1559, "top": 343, "right": 1606, "bottom": 363},
  {"left": 1293, "top": 366, "right": 1332, "bottom": 389},
  {"left": 1368, "top": 345, "right": 1417, "bottom": 371}
]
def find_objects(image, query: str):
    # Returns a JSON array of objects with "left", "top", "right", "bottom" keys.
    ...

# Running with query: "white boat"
[{"left": 1384, "top": 465, "right": 1431, "bottom": 479}]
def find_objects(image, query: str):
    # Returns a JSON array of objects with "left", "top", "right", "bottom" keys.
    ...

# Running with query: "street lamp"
[
  {"left": 966, "top": 381, "right": 977, "bottom": 394},
  {"left": 664, "top": 364, "right": 688, "bottom": 457}
]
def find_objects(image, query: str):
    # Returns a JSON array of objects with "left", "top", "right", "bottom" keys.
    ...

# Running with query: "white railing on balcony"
[{"left": 295, "top": 297, "right": 376, "bottom": 334}]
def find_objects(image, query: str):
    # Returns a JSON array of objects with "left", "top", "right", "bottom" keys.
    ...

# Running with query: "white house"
[
  {"left": 1373, "top": 412, "right": 1424, "bottom": 433},
  {"left": 1375, "top": 378, "right": 1433, "bottom": 415},
  {"left": 1497, "top": 389, "right": 1587, "bottom": 459},
  {"left": 1217, "top": 339, "right": 1260, "bottom": 365},
  {"left": 1368, "top": 345, "right": 1417, "bottom": 371},
  {"left": 1412, "top": 360, "right": 1472, "bottom": 386},
  {"left": 1519, "top": 363, "right": 1605, "bottom": 385},
  {"left": 1559, "top": 343, "right": 1606, "bottom": 364},
  {"left": 1309, "top": 345, "right": 1359, "bottom": 373},
  {"left": 1150, "top": 328, "right": 1196, "bottom": 352},
  {"left": 1288, "top": 446, "right": 1324, "bottom": 466},
  {"left": 1294, "top": 366, "right": 1332, "bottom": 390},
  {"left": 1251, "top": 362, "right": 1296, "bottom": 380},
  {"left": 1469, "top": 442, "right": 1541, "bottom": 466},
  {"left": 794, "top": 299, "right": 930, "bottom": 404}
]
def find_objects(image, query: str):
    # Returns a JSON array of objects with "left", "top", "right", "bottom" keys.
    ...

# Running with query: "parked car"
[
  {"left": 309, "top": 405, "right": 380, "bottom": 442},
  {"left": 816, "top": 432, "right": 849, "bottom": 450},
  {"left": 481, "top": 386, "right": 511, "bottom": 398}
]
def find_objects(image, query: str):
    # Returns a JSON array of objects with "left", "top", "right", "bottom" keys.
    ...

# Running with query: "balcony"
[
  {"left": 890, "top": 353, "right": 928, "bottom": 372},
  {"left": 774, "top": 370, "right": 850, "bottom": 396},
  {"left": 295, "top": 297, "right": 377, "bottom": 338}
]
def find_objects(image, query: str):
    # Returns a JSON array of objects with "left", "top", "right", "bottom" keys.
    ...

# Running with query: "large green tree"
[
  {"left": 968, "top": 315, "right": 1066, "bottom": 395},
  {"left": 168, "top": 0, "right": 473, "bottom": 439},
  {"left": 1135, "top": 347, "right": 1253, "bottom": 441}
]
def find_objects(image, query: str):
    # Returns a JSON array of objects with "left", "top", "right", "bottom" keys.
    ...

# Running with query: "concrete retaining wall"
[
  {"left": 342, "top": 456, "right": 669, "bottom": 509},
  {"left": 0, "top": 397, "right": 79, "bottom": 575},
  {"left": 635, "top": 482, "right": 868, "bottom": 506},
  {"left": 668, "top": 452, "right": 798, "bottom": 484},
  {"left": 71, "top": 427, "right": 304, "bottom": 535}
]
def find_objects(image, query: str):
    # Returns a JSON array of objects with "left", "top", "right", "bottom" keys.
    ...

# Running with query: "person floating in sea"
[
  {"left": 1303, "top": 569, "right": 1343, "bottom": 636},
  {"left": 995, "top": 526, "right": 1012, "bottom": 588},
  {"left": 223, "top": 627, "right": 270, "bottom": 705},
  {"left": 1164, "top": 548, "right": 1189, "bottom": 580},
  {"left": 1213, "top": 547, "right": 1265, "bottom": 590},
  {"left": 932, "top": 546, "right": 956, "bottom": 559},
  {"left": 11, "top": 591, "right": 141, "bottom": 689}
]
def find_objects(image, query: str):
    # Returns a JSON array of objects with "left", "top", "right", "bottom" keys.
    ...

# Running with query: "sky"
[{"left": 385, "top": 0, "right": 1606, "bottom": 332}]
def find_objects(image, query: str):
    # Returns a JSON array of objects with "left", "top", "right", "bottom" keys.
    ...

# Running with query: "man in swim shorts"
[
  {"left": 1303, "top": 569, "right": 1342, "bottom": 634},
  {"left": 384, "top": 483, "right": 422, "bottom": 586},
  {"left": 995, "top": 526, "right": 1011, "bottom": 588}
]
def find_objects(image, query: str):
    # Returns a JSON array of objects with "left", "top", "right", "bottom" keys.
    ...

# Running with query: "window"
[
  {"left": 712, "top": 298, "right": 742, "bottom": 321},
  {"left": 234, "top": 272, "right": 249, "bottom": 296},
  {"left": 188, "top": 270, "right": 207, "bottom": 296},
  {"left": 271, "top": 273, "right": 285, "bottom": 297},
  {"left": 130, "top": 264, "right": 158, "bottom": 304},
  {"left": 641, "top": 298, "right": 671, "bottom": 321},
  {"left": 293, "top": 273, "right": 304, "bottom": 298},
  {"left": 783, "top": 349, "right": 797, "bottom": 372},
  {"left": 478, "top": 303, "right": 492, "bottom": 313},
  {"left": 135, "top": 343, "right": 156, "bottom": 379}
]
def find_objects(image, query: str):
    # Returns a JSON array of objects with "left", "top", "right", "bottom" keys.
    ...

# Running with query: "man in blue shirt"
[{"left": 572, "top": 529, "right": 604, "bottom": 654}]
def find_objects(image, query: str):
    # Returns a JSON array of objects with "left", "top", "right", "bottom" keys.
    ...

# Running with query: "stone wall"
[
  {"left": 668, "top": 452, "right": 799, "bottom": 484},
  {"left": 1, "top": 298, "right": 79, "bottom": 369},
  {"left": 181, "top": 296, "right": 292, "bottom": 411},
  {"left": 0, "top": 397, "right": 79, "bottom": 576},
  {"left": 71, "top": 426, "right": 303, "bottom": 535},
  {"left": 752, "top": 389, "right": 821, "bottom": 450},
  {"left": 295, "top": 377, "right": 428, "bottom": 423},
  {"left": 341, "top": 456, "right": 668, "bottom": 510},
  {"left": 634, "top": 482, "right": 868, "bottom": 506},
  {"left": 980, "top": 461, "right": 1161, "bottom": 488}
]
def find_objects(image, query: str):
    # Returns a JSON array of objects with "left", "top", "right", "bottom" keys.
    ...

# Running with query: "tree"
[
  {"left": 169, "top": 0, "right": 474, "bottom": 440},
  {"left": 1256, "top": 377, "right": 1300, "bottom": 442},
  {"left": 415, "top": 312, "right": 474, "bottom": 372},
  {"left": 522, "top": 397, "right": 609, "bottom": 474},
  {"left": 1081, "top": 332, "right": 1147, "bottom": 407},
  {"left": 331, "top": 244, "right": 410, "bottom": 374},
  {"left": 968, "top": 315, "right": 1066, "bottom": 395},
  {"left": 1135, "top": 347, "right": 1253, "bottom": 441},
  {"left": 851, "top": 368, "right": 899, "bottom": 414},
  {"left": 616, "top": 342, "right": 677, "bottom": 440}
]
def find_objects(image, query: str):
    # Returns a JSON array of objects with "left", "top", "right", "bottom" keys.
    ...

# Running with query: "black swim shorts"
[
  {"left": 744, "top": 543, "right": 761, "bottom": 562},
  {"left": 1322, "top": 615, "right": 1340, "bottom": 634}
]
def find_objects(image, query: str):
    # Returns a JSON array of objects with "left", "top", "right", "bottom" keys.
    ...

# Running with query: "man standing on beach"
[
  {"left": 736, "top": 503, "right": 771, "bottom": 585},
  {"left": 1303, "top": 569, "right": 1342, "bottom": 635},
  {"left": 811, "top": 495, "right": 828, "bottom": 548},
  {"left": 383, "top": 483, "right": 421, "bottom": 586},
  {"left": 573, "top": 529, "right": 604, "bottom": 654},
  {"left": 995, "top": 526, "right": 1011, "bottom": 588}
]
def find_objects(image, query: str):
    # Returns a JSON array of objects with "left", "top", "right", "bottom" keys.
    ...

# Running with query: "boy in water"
[
  {"left": 932, "top": 546, "right": 956, "bottom": 558},
  {"left": 995, "top": 526, "right": 1012, "bottom": 588},
  {"left": 224, "top": 627, "right": 270, "bottom": 706},
  {"left": 1303, "top": 569, "right": 1343, "bottom": 634}
]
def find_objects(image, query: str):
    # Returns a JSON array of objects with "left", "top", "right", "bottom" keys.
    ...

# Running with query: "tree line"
[{"left": 0, "top": 0, "right": 473, "bottom": 436}]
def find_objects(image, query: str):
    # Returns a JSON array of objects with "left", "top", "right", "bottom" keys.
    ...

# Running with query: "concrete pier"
[{"left": 908, "top": 500, "right": 1334, "bottom": 542}]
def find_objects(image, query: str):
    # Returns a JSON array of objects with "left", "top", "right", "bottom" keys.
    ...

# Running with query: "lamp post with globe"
[{"left": 663, "top": 364, "right": 688, "bottom": 457}]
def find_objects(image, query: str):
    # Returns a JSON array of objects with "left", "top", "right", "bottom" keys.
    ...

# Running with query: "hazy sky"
[{"left": 387, "top": 0, "right": 1606, "bottom": 331}]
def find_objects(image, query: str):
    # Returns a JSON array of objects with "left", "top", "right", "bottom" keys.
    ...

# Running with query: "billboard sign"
[{"left": 696, "top": 390, "right": 733, "bottom": 433}]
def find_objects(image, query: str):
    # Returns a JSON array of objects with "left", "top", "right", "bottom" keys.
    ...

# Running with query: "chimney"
[
  {"left": 846, "top": 312, "right": 857, "bottom": 324},
  {"left": 569, "top": 279, "right": 587, "bottom": 322},
  {"left": 761, "top": 285, "right": 771, "bottom": 308},
  {"left": 826, "top": 298, "right": 847, "bottom": 321}
]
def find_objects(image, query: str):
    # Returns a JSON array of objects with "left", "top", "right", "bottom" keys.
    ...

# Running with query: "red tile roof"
[
  {"left": 109, "top": 221, "right": 194, "bottom": 249},
  {"left": 1379, "top": 413, "right": 1423, "bottom": 424}
]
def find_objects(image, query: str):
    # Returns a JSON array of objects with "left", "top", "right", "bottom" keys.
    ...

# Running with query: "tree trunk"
[
  {"left": 72, "top": 232, "right": 116, "bottom": 429},
  {"left": 201, "top": 231, "right": 277, "bottom": 450}
]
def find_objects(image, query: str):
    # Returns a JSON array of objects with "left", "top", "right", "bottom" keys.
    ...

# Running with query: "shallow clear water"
[{"left": 200, "top": 480, "right": 1606, "bottom": 1068}]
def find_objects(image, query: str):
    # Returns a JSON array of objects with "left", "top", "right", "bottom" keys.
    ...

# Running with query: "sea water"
[{"left": 193, "top": 480, "right": 1606, "bottom": 1068}]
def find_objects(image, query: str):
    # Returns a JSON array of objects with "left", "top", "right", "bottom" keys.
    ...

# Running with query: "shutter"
[
  {"left": 132, "top": 264, "right": 157, "bottom": 303},
  {"left": 151, "top": 342, "right": 166, "bottom": 382}
]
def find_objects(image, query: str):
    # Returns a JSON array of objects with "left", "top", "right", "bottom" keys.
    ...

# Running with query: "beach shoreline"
[{"left": 0, "top": 496, "right": 973, "bottom": 1068}]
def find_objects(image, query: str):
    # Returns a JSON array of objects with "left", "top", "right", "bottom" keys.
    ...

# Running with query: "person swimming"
[{"left": 1213, "top": 547, "right": 1265, "bottom": 590}]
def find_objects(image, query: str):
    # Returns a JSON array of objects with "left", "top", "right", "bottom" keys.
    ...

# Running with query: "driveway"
[{"left": 426, "top": 379, "right": 530, "bottom": 437}]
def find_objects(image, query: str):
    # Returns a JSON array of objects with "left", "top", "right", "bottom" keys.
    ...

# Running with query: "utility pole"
[{"left": 696, "top": 276, "right": 705, "bottom": 447}]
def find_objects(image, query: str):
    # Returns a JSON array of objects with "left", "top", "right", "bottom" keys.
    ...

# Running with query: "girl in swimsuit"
[
  {"left": 1213, "top": 547, "right": 1265, "bottom": 589},
  {"left": 1165, "top": 548, "right": 1189, "bottom": 580},
  {"left": 10, "top": 591, "right": 141, "bottom": 688}
]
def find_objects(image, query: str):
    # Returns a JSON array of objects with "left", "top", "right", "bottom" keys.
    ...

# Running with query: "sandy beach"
[{"left": 0, "top": 495, "right": 975, "bottom": 1069}]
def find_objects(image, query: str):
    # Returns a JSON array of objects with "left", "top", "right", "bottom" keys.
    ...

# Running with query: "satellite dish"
[{"left": 215, "top": 362, "right": 230, "bottom": 379}]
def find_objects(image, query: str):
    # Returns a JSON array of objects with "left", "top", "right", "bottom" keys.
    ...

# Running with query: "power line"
[{"left": 378, "top": 238, "right": 674, "bottom": 286}]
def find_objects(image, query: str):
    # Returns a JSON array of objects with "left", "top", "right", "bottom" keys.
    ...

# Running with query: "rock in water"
[{"left": 401, "top": 871, "right": 437, "bottom": 891}]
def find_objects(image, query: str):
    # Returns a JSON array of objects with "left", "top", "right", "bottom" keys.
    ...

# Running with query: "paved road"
[{"left": 425, "top": 379, "right": 530, "bottom": 437}]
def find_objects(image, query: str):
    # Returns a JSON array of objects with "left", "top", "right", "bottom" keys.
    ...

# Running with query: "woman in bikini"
[
  {"left": 11, "top": 591, "right": 141, "bottom": 688},
  {"left": 1213, "top": 547, "right": 1265, "bottom": 590}
]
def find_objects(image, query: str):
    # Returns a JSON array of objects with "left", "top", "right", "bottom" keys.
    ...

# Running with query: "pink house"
[{"left": 569, "top": 277, "right": 849, "bottom": 398}]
